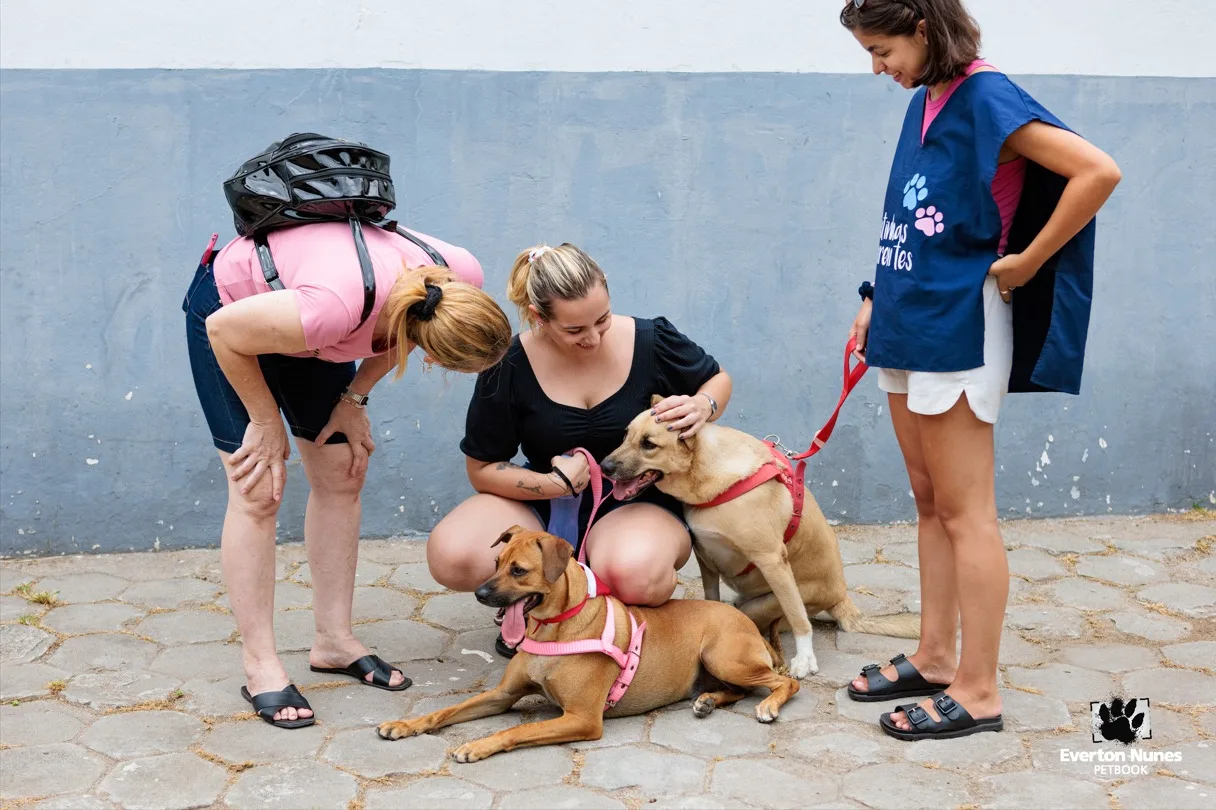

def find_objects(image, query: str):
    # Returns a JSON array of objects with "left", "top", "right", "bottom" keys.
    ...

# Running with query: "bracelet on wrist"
[
  {"left": 858, "top": 281, "right": 874, "bottom": 301},
  {"left": 550, "top": 467, "right": 575, "bottom": 495}
]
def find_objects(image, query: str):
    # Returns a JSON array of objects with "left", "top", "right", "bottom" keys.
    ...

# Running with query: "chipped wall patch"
[{"left": 85, "top": 458, "right": 99, "bottom": 465}]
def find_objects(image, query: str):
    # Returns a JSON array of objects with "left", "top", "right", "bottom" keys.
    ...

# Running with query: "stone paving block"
[
  {"left": 423, "top": 593, "right": 498, "bottom": 631},
  {"left": 0, "top": 662, "right": 71, "bottom": 700},
  {"left": 358, "top": 537, "right": 430, "bottom": 565},
  {"left": 712, "top": 759, "right": 840, "bottom": 809},
  {"left": 651, "top": 704, "right": 773, "bottom": 756},
  {"left": 63, "top": 670, "right": 183, "bottom": 710},
  {"left": 727, "top": 688, "right": 820, "bottom": 722},
  {"left": 0, "top": 565, "right": 37, "bottom": 592},
  {"left": 1109, "top": 608, "right": 1193, "bottom": 642},
  {"left": 792, "top": 732, "right": 884, "bottom": 768},
  {"left": 581, "top": 745, "right": 707, "bottom": 797},
  {"left": 294, "top": 559, "right": 390, "bottom": 586},
  {"left": 568, "top": 714, "right": 648, "bottom": 750},
  {"left": 396, "top": 657, "right": 491, "bottom": 696},
  {"left": 1, "top": 623, "right": 54, "bottom": 663},
  {"left": 876, "top": 542, "right": 918, "bottom": 567},
  {"left": 148, "top": 641, "right": 242, "bottom": 682},
  {"left": 1050, "top": 578, "right": 1133, "bottom": 611},
  {"left": 1148, "top": 706, "right": 1200, "bottom": 747},
  {"left": 34, "top": 573, "right": 130, "bottom": 603},
  {"left": 1111, "top": 534, "right": 1206, "bottom": 561},
  {"left": 1004, "top": 605, "right": 1085, "bottom": 638},
  {"left": 1003, "top": 526, "right": 1105, "bottom": 554},
  {"left": 979, "top": 771, "right": 1109, "bottom": 809},
  {"left": 1173, "top": 741, "right": 1216, "bottom": 785},
  {"left": 652, "top": 797, "right": 756, "bottom": 810},
  {"left": 199, "top": 717, "right": 325, "bottom": 763},
  {"left": 79, "top": 711, "right": 204, "bottom": 758},
  {"left": 1076, "top": 555, "right": 1168, "bottom": 586},
  {"left": 1000, "top": 687, "right": 1072, "bottom": 731},
  {"left": 224, "top": 759, "right": 359, "bottom": 810},
  {"left": 120, "top": 578, "right": 222, "bottom": 609},
  {"left": 1061, "top": 643, "right": 1160, "bottom": 672},
  {"left": 841, "top": 563, "right": 920, "bottom": 593},
  {"left": 358, "top": 618, "right": 450, "bottom": 661},
  {"left": 499, "top": 786, "right": 625, "bottom": 809},
  {"left": 1027, "top": 733, "right": 1131, "bottom": 781},
  {"left": 100, "top": 752, "right": 227, "bottom": 810},
  {"left": 1163, "top": 640, "right": 1216, "bottom": 669},
  {"left": 303, "top": 683, "right": 408, "bottom": 730},
  {"left": 324, "top": 726, "right": 448, "bottom": 777},
  {"left": 903, "top": 729, "right": 1024, "bottom": 766},
  {"left": 1125, "top": 668, "right": 1216, "bottom": 707},
  {"left": 365, "top": 777, "right": 494, "bottom": 810},
  {"left": 1113, "top": 776, "right": 1213, "bottom": 810},
  {"left": 29, "top": 795, "right": 115, "bottom": 810},
  {"left": 832, "top": 686, "right": 907, "bottom": 724},
  {"left": 452, "top": 744, "right": 574, "bottom": 789},
  {"left": 42, "top": 603, "right": 145, "bottom": 635},
  {"left": 49, "top": 634, "right": 158, "bottom": 672},
  {"left": 0, "top": 594, "right": 34, "bottom": 622},
  {"left": 836, "top": 539, "right": 874, "bottom": 566},
  {"left": 843, "top": 763, "right": 971, "bottom": 809},
  {"left": 1006, "top": 663, "right": 1117, "bottom": 705},
  {"left": 215, "top": 580, "right": 311, "bottom": 612},
  {"left": 178, "top": 676, "right": 250, "bottom": 717},
  {"left": 0, "top": 743, "right": 109, "bottom": 800},
  {"left": 998, "top": 630, "right": 1053, "bottom": 666},
  {"left": 135, "top": 610, "right": 233, "bottom": 645},
  {"left": 810, "top": 646, "right": 880, "bottom": 687},
  {"left": 1138, "top": 583, "right": 1216, "bottom": 619},
  {"left": 834, "top": 632, "right": 920, "bottom": 657},
  {"left": 388, "top": 562, "right": 447, "bottom": 593},
  {"left": 352, "top": 586, "right": 419, "bottom": 621},
  {"left": 268, "top": 608, "right": 315, "bottom": 651},
  {"left": 0, "top": 701, "right": 90, "bottom": 746},
  {"left": 1008, "top": 548, "right": 1068, "bottom": 580},
  {"left": 447, "top": 626, "right": 503, "bottom": 664}
]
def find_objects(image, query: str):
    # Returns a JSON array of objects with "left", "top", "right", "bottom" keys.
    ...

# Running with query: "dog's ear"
[
  {"left": 536, "top": 534, "right": 573, "bottom": 583},
  {"left": 650, "top": 394, "right": 664, "bottom": 408},
  {"left": 491, "top": 525, "right": 527, "bottom": 548},
  {"left": 679, "top": 430, "right": 698, "bottom": 450}
]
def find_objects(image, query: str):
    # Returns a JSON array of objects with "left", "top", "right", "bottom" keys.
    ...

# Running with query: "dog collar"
[{"left": 533, "top": 563, "right": 611, "bottom": 625}]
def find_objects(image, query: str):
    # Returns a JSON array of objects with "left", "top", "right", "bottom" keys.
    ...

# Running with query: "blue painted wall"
[{"left": 1, "top": 69, "right": 1213, "bottom": 555}]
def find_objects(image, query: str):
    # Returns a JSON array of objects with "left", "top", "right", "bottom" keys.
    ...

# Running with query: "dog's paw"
[
  {"left": 452, "top": 741, "right": 495, "bottom": 763},
  {"left": 377, "top": 720, "right": 423, "bottom": 740},
  {"left": 692, "top": 695, "right": 716, "bottom": 718},
  {"left": 788, "top": 653, "right": 819, "bottom": 679},
  {"left": 755, "top": 703, "right": 779, "bottom": 724}
]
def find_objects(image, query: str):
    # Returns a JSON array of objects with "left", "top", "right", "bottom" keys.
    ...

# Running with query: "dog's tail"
[{"left": 831, "top": 596, "right": 921, "bottom": 639}]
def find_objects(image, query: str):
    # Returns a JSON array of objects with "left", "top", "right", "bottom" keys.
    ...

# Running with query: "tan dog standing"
[
  {"left": 602, "top": 398, "right": 919, "bottom": 679},
  {"left": 378, "top": 527, "right": 799, "bottom": 762}
]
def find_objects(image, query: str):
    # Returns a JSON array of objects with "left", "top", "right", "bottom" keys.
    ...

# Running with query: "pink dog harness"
[{"left": 519, "top": 562, "right": 647, "bottom": 711}]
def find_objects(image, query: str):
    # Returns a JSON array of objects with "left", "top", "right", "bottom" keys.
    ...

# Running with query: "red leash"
[{"left": 696, "top": 337, "right": 869, "bottom": 575}]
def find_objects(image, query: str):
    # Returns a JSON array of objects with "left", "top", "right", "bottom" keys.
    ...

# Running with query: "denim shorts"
[{"left": 183, "top": 259, "right": 356, "bottom": 453}]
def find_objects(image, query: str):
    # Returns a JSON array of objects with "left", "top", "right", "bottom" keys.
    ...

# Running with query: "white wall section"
[{"left": 1, "top": 0, "right": 1212, "bottom": 76}]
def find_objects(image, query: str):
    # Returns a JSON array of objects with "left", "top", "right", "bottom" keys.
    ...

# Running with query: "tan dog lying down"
[
  {"left": 602, "top": 398, "right": 919, "bottom": 679},
  {"left": 378, "top": 527, "right": 799, "bottom": 762}
]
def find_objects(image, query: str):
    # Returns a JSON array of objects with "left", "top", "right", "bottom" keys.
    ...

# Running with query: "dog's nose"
[
  {"left": 600, "top": 457, "right": 617, "bottom": 477},
  {"left": 473, "top": 584, "right": 494, "bottom": 604}
]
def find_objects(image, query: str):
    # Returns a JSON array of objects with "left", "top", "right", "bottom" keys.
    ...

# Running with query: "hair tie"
[
  {"left": 409, "top": 284, "right": 443, "bottom": 321},
  {"left": 528, "top": 246, "right": 553, "bottom": 264}
]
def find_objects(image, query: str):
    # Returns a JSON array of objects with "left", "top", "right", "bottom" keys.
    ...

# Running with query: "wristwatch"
[
  {"left": 339, "top": 388, "right": 369, "bottom": 409},
  {"left": 699, "top": 392, "right": 718, "bottom": 418}
]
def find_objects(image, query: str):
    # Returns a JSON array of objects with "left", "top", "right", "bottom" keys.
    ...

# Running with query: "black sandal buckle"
[
  {"left": 861, "top": 663, "right": 880, "bottom": 673},
  {"left": 935, "top": 694, "right": 958, "bottom": 715},
  {"left": 905, "top": 705, "right": 930, "bottom": 726}
]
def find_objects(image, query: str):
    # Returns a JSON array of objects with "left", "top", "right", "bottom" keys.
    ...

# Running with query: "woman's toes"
[
  {"left": 852, "top": 676, "right": 868, "bottom": 692},
  {"left": 389, "top": 670, "right": 405, "bottom": 687}
]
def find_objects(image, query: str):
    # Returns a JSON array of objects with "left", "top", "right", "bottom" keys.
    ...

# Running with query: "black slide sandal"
[
  {"left": 879, "top": 692, "right": 1004, "bottom": 741},
  {"left": 847, "top": 653, "right": 951, "bottom": 702},
  {"left": 310, "top": 654, "right": 412, "bottom": 692},
  {"left": 241, "top": 684, "right": 316, "bottom": 729}
]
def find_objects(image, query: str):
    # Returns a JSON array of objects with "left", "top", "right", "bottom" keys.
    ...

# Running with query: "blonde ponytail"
[
  {"left": 383, "top": 266, "right": 512, "bottom": 378},
  {"left": 506, "top": 243, "right": 608, "bottom": 329}
]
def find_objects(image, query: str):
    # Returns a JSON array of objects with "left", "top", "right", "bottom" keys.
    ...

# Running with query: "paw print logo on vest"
[
  {"left": 903, "top": 173, "right": 928, "bottom": 210},
  {"left": 915, "top": 206, "right": 944, "bottom": 236}
]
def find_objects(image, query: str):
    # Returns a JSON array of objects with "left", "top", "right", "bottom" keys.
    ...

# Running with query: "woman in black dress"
[{"left": 428, "top": 243, "right": 732, "bottom": 650}]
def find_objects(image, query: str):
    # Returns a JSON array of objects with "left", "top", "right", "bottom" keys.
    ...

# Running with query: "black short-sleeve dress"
[{"left": 460, "top": 317, "right": 720, "bottom": 535}]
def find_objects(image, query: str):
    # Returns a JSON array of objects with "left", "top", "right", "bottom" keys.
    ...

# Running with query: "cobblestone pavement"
[{"left": 2, "top": 514, "right": 1213, "bottom": 810}]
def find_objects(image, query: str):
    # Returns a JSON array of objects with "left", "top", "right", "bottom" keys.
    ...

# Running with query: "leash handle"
[{"left": 792, "top": 336, "right": 868, "bottom": 462}]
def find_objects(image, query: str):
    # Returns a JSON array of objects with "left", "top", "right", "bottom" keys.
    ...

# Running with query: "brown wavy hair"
[
  {"left": 382, "top": 266, "right": 512, "bottom": 378},
  {"left": 840, "top": 0, "right": 981, "bottom": 88}
]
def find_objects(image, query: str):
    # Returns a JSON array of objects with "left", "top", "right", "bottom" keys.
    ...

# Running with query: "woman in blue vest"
[{"left": 839, "top": 0, "right": 1121, "bottom": 740}]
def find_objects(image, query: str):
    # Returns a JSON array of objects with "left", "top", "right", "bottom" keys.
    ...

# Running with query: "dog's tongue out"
[
  {"left": 500, "top": 601, "right": 528, "bottom": 647},
  {"left": 612, "top": 478, "right": 637, "bottom": 500}
]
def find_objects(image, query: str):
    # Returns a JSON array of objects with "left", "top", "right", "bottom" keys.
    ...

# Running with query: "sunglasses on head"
[{"left": 853, "top": 0, "right": 864, "bottom": 6}]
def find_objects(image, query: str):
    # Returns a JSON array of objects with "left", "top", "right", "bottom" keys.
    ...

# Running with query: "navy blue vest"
[{"left": 865, "top": 71, "right": 1096, "bottom": 395}]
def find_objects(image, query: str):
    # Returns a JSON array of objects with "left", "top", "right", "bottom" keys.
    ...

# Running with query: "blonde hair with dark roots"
[
  {"left": 382, "top": 266, "right": 512, "bottom": 378},
  {"left": 506, "top": 243, "right": 608, "bottom": 329}
]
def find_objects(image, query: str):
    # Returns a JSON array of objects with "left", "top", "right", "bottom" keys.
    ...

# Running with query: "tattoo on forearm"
[
  {"left": 515, "top": 479, "right": 544, "bottom": 496},
  {"left": 495, "top": 461, "right": 523, "bottom": 471}
]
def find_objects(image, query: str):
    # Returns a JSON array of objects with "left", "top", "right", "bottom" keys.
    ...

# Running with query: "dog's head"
[
  {"left": 600, "top": 395, "right": 696, "bottom": 500},
  {"left": 472, "top": 526, "right": 573, "bottom": 618}
]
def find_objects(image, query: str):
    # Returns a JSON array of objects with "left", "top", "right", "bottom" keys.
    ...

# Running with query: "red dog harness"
[
  {"left": 692, "top": 339, "right": 868, "bottom": 576},
  {"left": 519, "top": 561, "right": 646, "bottom": 711}
]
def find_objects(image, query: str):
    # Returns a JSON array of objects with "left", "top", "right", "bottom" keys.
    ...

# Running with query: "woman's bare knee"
[{"left": 426, "top": 522, "right": 487, "bottom": 592}]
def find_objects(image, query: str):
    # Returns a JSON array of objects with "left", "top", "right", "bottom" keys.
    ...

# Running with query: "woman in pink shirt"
[{"left": 184, "top": 222, "right": 511, "bottom": 728}]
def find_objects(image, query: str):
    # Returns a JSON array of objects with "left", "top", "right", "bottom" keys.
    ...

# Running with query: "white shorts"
[{"left": 876, "top": 276, "right": 1013, "bottom": 424}]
